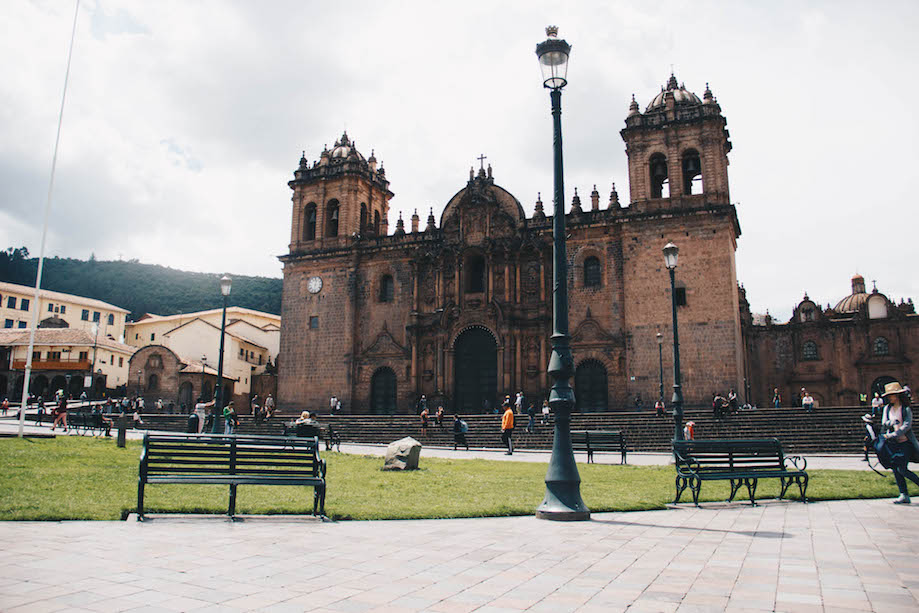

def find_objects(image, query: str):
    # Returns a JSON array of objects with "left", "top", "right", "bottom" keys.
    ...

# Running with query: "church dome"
[
  {"left": 645, "top": 74, "right": 702, "bottom": 112},
  {"left": 329, "top": 132, "right": 364, "bottom": 161},
  {"left": 834, "top": 274, "right": 868, "bottom": 313}
]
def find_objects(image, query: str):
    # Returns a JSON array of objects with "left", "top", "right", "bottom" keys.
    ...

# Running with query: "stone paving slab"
[{"left": 1, "top": 499, "right": 917, "bottom": 612}]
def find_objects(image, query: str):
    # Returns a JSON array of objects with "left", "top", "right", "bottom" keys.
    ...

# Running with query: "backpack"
[{"left": 460, "top": 420, "right": 469, "bottom": 433}]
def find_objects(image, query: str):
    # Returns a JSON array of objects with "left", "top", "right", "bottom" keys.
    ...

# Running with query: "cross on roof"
[{"left": 477, "top": 154, "right": 487, "bottom": 170}]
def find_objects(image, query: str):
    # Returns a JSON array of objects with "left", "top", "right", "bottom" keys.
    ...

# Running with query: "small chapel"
[{"left": 277, "top": 74, "right": 744, "bottom": 413}]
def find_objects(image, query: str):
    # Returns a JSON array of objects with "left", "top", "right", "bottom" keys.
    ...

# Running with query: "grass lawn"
[{"left": 0, "top": 436, "right": 912, "bottom": 521}]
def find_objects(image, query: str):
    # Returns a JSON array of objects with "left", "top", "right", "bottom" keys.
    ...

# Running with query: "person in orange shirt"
[{"left": 501, "top": 401, "right": 515, "bottom": 455}]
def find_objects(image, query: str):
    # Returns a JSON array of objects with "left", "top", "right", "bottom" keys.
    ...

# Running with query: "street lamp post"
[
  {"left": 534, "top": 26, "right": 589, "bottom": 521},
  {"left": 200, "top": 354, "right": 207, "bottom": 403},
  {"left": 656, "top": 332, "right": 664, "bottom": 406},
  {"left": 663, "top": 242, "right": 684, "bottom": 441},
  {"left": 211, "top": 275, "right": 232, "bottom": 434}
]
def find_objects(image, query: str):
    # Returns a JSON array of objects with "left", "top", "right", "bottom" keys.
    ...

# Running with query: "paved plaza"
[
  {"left": 3, "top": 420, "right": 918, "bottom": 612},
  {"left": 1, "top": 499, "right": 918, "bottom": 612}
]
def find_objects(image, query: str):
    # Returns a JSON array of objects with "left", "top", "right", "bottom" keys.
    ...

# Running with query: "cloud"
[{"left": 0, "top": 0, "right": 917, "bottom": 319}]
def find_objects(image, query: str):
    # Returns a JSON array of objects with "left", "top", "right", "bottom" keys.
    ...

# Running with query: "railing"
[{"left": 10, "top": 359, "right": 91, "bottom": 371}]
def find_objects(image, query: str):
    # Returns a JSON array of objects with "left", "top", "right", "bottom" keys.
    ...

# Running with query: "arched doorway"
[
  {"left": 575, "top": 359, "right": 608, "bottom": 412},
  {"left": 370, "top": 367, "right": 397, "bottom": 414},
  {"left": 453, "top": 327, "right": 498, "bottom": 413},
  {"left": 871, "top": 375, "right": 898, "bottom": 399},
  {"left": 69, "top": 376, "right": 82, "bottom": 398},
  {"left": 93, "top": 376, "right": 105, "bottom": 398},
  {"left": 179, "top": 382, "right": 194, "bottom": 410},
  {"left": 33, "top": 375, "right": 49, "bottom": 399},
  {"left": 50, "top": 375, "right": 67, "bottom": 397}
]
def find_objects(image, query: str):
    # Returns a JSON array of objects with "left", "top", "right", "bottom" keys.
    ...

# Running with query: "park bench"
[
  {"left": 672, "top": 438, "right": 808, "bottom": 506},
  {"left": 67, "top": 411, "right": 112, "bottom": 436},
  {"left": 137, "top": 433, "right": 327, "bottom": 520},
  {"left": 571, "top": 430, "right": 627, "bottom": 464}
]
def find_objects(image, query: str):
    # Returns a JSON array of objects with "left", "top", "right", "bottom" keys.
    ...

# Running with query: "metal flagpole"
[{"left": 18, "top": 0, "right": 81, "bottom": 437}]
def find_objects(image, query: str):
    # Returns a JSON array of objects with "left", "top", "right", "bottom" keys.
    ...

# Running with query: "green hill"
[{"left": 0, "top": 247, "right": 281, "bottom": 320}]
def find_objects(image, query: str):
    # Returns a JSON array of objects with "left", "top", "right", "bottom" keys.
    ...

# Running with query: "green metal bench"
[
  {"left": 672, "top": 438, "right": 808, "bottom": 506},
  {"left": 571, "top": 430, "right": 627, "bottom": 464},
  {"left": 137, "top": 432, "right": 326, "bottom": 520}
]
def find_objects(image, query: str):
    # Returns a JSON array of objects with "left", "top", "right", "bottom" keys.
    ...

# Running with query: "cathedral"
[{"left": 277, "top": 74, "right": 745, "bottom": 413}]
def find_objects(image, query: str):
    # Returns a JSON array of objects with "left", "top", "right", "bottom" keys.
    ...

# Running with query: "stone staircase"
[{"left": 62, "top": 406, "right": 880, "bottom": 454}]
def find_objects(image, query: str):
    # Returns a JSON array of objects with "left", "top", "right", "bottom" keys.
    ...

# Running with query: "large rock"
[{"left": 383, "top": 436, "right": 422, "bottom": 471}]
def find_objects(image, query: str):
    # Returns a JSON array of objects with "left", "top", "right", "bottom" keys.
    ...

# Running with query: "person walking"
[
  {"left": 525, "top": 402, "right": 536, "bottom": 433},
  {"left": 772, "top": 388, "right": 781, "bottom": 408},
  {"left": 435, "top": 405, "right": 445, "bottom": 428},
  {"left": 51, "top": 395, "right": 68, "bottom": 432},
  {"left": 501, "top": 400, "right": 515, "bottom": 455},
  {"left": 869, "top": 382, "right": 919, "bottom": 503},
  {"left": 420, "top": 405, "right": 429, "bottom": 437},
  {"left": 514, "top": 391, "right": 524, "bottom": 414},
  {"left": 224, "top": 401, "right": 238, "bottom": 434},
  {"left": 1, "top": 397, "right": 8, "bottom": 416},
  {"left": 453, "top": 414, "right": 469, "bottom": 450}
]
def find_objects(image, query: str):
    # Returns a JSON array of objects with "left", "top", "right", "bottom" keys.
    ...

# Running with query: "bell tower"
[
  {"left": 288, "top": 132, "right": 393, "bottom": 253},
  {"left": 620, "top": 74, "right": 732, "bottom": 206}
]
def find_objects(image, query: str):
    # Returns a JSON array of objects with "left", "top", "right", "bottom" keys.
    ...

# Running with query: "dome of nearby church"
[
  {"left": 329, "top": 132, "right": 364, "bottom": 160},
  {"left": 645, "top": 74, "right": 702, "bottom": 112},
  {"left": 834, "top": 274, "right": 868, "bottom": 313}
]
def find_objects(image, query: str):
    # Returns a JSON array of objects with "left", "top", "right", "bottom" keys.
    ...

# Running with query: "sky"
[{"left": 1, "top": 0, "right": 917, "bottom": 322}]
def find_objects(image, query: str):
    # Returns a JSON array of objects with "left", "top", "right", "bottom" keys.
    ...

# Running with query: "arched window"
[
  {"left": 379, "top": 275, "right": 394, "bottom": 302},
  {"left": 107, "top": 313, "right": 114, "bottom": 325},
  {"left": 374, "top": 210, "right": 381, "bottom": 235},
  {"left": 649, "top": 153, "right": 669, "bottom": 198},
  {"left": 583, "top": 256, "right": 601, "bottom": 287},
  {"left": 682, "top": 149, "right": 702, "bottom": 194},
  {"left": 325, "top": 200, "right": 340, "bottom": 237},
  {"left": 303, "top": 203, "right": 317, "bottom": 240},
  {"left": 802, "top": 341, "right": 818, "bottom": 361},
  {"left": 360, "top": 204, "right": 368, "bottom": 233},
  {"left": 874, "top": 337, "right": 889, "bottom": 356},
  {"left": 465, "top": 254, "right": 486, "bottom": 294}
]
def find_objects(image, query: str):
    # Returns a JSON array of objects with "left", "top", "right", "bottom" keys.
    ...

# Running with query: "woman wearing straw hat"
[{"left": 874, "top": 382, "right": 919, "bottom": 503}]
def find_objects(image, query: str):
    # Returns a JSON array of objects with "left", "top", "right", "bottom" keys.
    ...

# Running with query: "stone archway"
[
  {"left": 453, "top": 327, "right": 498, "bottom": 413},
  {"left": 575, "top": 359, "right": 608, "bottom": 412},
  {"left": 33, "top": 375, "right": 49, "bottom": 399},
  {"left": 370, "top": 367, "right": 397, "bottom": 414},
  {"left": 50, "top": 375, "right": 67, "bottom": 397}
]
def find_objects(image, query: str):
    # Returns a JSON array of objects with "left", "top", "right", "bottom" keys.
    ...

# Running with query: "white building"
[
  {"left": 0, "top": 280, "right": 130, "bottom": 342},
  {"left": 0, "top": 328, "right": 135, "bottom": 400},
  {"left": 126, "top": 307, "right": 280, "bottom": 401}
]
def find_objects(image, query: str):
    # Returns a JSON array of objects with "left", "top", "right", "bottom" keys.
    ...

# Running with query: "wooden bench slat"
[
  {"left": 672, "top": 438, "right": 808, "bottom": 506},
  {"left": 138, "top": 433, "right": 327, "bottom": 520}
]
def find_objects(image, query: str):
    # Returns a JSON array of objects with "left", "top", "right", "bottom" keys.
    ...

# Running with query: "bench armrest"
[
  {"left": 674, "top": 451, "right": 702, "bottom": 476},
  {"left": 318, "top": 457, "right": 327, "bottom": 480},
  {"left": 784, "top": 455, "right": 807, "bottom": 471}
]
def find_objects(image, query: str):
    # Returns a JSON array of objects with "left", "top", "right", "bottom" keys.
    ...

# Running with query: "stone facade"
[
  {"left": 278, "top": 75, "right": 745, "bottom": 414},
  {"left": 743, "top": 275, "right": 919, "bottom": 408},
  {"left": 128, "top": 345, "right": 234, "bottom": 411}
]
